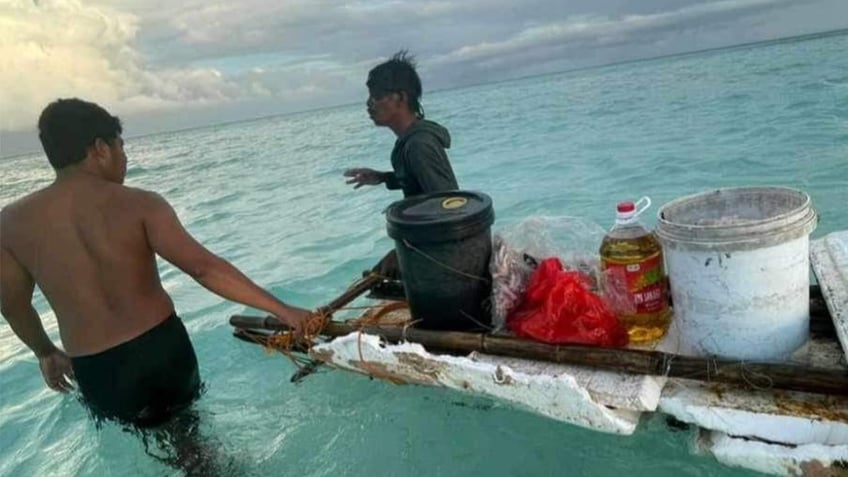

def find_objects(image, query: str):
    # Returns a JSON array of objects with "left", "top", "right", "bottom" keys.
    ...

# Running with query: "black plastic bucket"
[{"left": 386, "top": 191, "right": 495, "bottom": 330}]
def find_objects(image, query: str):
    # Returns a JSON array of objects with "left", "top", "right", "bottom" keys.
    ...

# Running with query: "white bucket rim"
[{"left": 656, "top": 186, "right": 817, "bottom": 247}]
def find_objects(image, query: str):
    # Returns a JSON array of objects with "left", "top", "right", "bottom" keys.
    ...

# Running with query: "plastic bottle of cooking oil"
[{"left": 599, "top": 197, "right": 670, "bottom": 343}]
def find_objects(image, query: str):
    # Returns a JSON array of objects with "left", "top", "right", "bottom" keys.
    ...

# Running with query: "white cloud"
[
  {"left": 99, "top": 0, "right": 522, "bottom": 64},
  {"left": 429, "top": 0, "right": 795, "bottom": 68},
  {"left": 0, "top": 0, "right": 239, "bottom": 131}
]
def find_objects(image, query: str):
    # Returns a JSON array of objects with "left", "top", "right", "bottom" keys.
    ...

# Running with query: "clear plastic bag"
[
  {"left": 489, "top": 216, "right": 607, "bottom": 331},
  {"left": 490, "top": 235, "right": 536, "bottom": 332}
]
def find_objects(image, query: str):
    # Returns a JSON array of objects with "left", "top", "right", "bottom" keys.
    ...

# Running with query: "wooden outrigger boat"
[{"left": 230, "top": 230, "right": 848, "bottom": 477}]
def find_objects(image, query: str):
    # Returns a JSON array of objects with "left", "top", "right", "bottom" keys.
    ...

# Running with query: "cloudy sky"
[{"left": 1, "top": 0, "right": 846, "bottom": 155}]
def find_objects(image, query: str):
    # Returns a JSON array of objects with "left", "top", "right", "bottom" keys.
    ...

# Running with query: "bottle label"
[{"left": 601, "top": 252, "right": 667, "bottom": 315}]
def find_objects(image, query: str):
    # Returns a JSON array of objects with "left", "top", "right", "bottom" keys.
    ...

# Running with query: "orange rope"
[{"left": 241, "top": 273, "right": 416, "bottom": 383}]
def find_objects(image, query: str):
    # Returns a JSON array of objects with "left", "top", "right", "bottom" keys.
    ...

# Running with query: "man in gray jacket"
[{"left": 344, "top": 51, "right": 459, "bottom": 276}]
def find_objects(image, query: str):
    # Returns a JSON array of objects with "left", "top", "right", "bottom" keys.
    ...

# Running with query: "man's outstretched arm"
[{"left": 140, "top": 191, "right": 312, "bottom": 332}]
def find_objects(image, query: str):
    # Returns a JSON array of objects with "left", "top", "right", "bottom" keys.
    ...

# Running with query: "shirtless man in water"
[{"left": 0, "top": 98, "right": 311, "bottom": 427}]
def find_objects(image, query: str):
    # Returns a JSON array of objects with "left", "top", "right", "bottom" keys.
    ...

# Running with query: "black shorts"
[{"left": 71, "top": 313, "right": 201, "bottom": 428}]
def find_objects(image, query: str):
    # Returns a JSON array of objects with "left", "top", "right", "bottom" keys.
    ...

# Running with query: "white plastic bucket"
[{"left": 656, "top": 187, "right": 817, "bottom": 361}]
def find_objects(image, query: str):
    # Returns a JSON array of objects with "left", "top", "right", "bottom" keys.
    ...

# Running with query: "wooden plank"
[{"left": 811, "top": 231, "right": 848, "bottom": 359}]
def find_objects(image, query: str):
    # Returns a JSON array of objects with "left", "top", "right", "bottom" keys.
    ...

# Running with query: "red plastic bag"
[{"left": 507, "top": 257, "right": 629, "bottom": 347}]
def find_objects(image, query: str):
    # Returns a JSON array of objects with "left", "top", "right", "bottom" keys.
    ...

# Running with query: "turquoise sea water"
[{"left": 2, "top": 33, "right": 847, "bottom": 476}]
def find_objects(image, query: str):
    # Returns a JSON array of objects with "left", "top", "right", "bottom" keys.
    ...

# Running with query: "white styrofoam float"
[
  {"left": 696, "top": 431, "right": 848, "bottom": 477},
  {"left": 659, "top": 379, "right": 848, "bottom": 446},
  {"left": 310, "top": 332, "right": 643, "bottom": 435}
]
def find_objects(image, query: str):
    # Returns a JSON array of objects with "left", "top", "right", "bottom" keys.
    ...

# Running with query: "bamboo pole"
[
  {"left": 317, "top": 274, "right": 383, "bottom": 317},
  {"left": 229, "top": 314, "right": 848, "bottom": 396}
]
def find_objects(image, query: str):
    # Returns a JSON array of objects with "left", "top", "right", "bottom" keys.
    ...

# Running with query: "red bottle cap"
[{"left": 617, "top": 202, "right": 635, "bottom": 213}]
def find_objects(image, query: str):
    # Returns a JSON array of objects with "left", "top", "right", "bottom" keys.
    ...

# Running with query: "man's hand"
[
  {"left": 274, "top": 306, "right": 315, "bottom": 339},
  {"left": 39, "top": 349, "right": 75, "bottom": 393},
  {"left": 344, "top": 168, "right": 384, "bottom": 189}
]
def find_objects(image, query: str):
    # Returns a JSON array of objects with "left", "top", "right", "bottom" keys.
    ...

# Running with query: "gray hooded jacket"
[{"left": 384, "top": 119, "right": 458, "bottom": 197}]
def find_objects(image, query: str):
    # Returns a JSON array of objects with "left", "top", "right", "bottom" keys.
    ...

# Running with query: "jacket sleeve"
[
  {"left": 403, "top": 139, "right": 458, "bottom": 193},
  {"left": 382, "top": 171, "right": 402, "bottom": 190}
]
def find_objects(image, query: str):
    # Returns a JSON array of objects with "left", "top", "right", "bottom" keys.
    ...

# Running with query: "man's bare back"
[{"left": 2, "top": 175, "right": 181, "bottom": 356}]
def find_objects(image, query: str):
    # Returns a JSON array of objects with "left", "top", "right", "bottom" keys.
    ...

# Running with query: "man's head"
[
  {"left": 366, "top": 50, "right": 424, "bottom": 127},
  {"left": 38, "top": 98, "right": 126, "bottom": 183}
]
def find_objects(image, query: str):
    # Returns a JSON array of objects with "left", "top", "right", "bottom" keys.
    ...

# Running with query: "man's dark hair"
[
  {"left": 38, "top": 98, "right": 123, "bottom": 170},
  {"left": 367, "top": 50, "right": 424, "bottom": 118}
]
